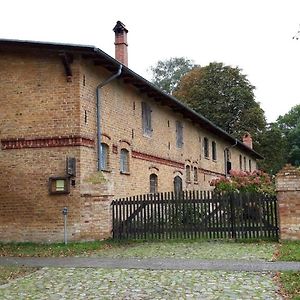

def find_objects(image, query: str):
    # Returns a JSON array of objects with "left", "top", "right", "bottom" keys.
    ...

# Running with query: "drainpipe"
[
  {"left": 96, "top": 64, "right": 122, "bottom": 171},
  {"left": 224, "top": 139, "right": 238, "bottom": 177}
]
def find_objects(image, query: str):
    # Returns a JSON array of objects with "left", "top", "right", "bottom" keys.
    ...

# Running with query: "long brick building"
[{"left": 0, "top": 21, "right": 262, "bottom": 242}]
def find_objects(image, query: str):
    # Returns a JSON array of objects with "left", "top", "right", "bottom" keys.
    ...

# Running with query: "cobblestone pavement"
[
  {"left": 0, "top": 242, "right": 283, "bottom": 299},
  {"left": 0, "top": 267, "right": 281, "bottom": 300},
  {"left": 91, "top": 241, "right": 277, "bottom": 261}
]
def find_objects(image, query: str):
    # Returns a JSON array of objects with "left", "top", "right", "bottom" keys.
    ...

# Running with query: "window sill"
[
  {"left": 205, "top": 156, "right": 210, "bottom": 160},
  {"left": 186, "top": 180, "right": 192, "bottom": 184},
  {"left": 212, "top": 159, "right": 217, "bottom": 163},
  {"left": 194, "top": 181, "right": 199, "bottom": 185},
  {"left": 120, "top": 171, "right": 130, "bottom": 175},
  {"left": 101, "top": 168, "right": 111, "bottom": 173}
]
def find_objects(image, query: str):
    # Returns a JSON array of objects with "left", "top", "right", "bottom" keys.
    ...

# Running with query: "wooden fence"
[{"left": 111, "top": 191, "right": 279, "bottom": 240}]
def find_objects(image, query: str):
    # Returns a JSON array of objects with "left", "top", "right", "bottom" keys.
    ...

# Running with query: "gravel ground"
[{"left": 0, "top": 267, "right": 281, "bottom": 300}]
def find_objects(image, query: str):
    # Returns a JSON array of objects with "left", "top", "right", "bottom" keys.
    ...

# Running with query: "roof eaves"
[
  {"left": 0, "top": 39, "right": 263, "bottom": 159},
  {"left": 95, "top": 53, "right": 263, "bottom": 160}
]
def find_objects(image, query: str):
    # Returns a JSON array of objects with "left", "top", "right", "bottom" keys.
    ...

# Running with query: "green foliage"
[
  {"left": 173, "top": 62, "right": 266, "bottom": 142},
  {"left": 210, "top": 169, "right": 275, "bottom": 195},
  {"left": 256, "top": 123, "right": 287, "bottom": 174},
  {"left": 0, "top": 240, "right": 115, "bottom": 257},
  {"left": 258, "top": 104, "right": 300, "bottom": 173},
  {"left": 280, "top": 272, "right": 300, "bottom": 299},
  {"left": 149, "top": 57, "right": 197, "bottom": 94},
  {"left": 277, "top": 104, "right": 300, "bottom": 167},
  {"left": 279, "top": 241, "right": 300, "bottom": 299},
  {"left": 277, "top": 104, "right": 300, "bottom": 133},
  {"left": 279, "top": 241, "right": 300, "bottom": 262}
]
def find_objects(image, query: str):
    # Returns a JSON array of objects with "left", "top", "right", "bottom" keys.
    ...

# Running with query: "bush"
[{"left": 210, "top": 170, "right": 275, "bottom": 195}]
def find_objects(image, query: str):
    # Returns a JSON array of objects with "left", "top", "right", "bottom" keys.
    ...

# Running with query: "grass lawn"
[
  {"left": 0, "top": 238, "right": 275, "bottom": 259},
  {"left": 0, "top": 239, "right": 122, "bottom": 285},
  {"left": 278, "top": 241, "right": 300, "bottom": 299},
  {"left": 0, "top": 240, "right": 114, "bottom": 257},
  {"left": 0, "top": 266, "right": 39, "bottom": 285}
]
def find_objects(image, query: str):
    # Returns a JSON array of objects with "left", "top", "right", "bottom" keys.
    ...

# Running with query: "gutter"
[{"left": 96, "top": 64, "right": 122, "bottom": 171}]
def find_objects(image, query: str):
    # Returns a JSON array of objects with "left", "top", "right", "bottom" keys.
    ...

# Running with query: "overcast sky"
[{"left": 1, "top": 0, "right": 300, "bottom": 122}]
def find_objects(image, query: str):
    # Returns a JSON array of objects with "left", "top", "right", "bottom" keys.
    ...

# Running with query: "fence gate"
[{"left": 111, "top": 191, "right": 279, "bottom": 240}]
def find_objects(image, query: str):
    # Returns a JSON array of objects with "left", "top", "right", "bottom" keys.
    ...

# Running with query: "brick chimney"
[
  {"left": 242, "top": 133, "right": 253, "bottom": 149},
  {"left": 113, "top": 21, "right": 128, "bottom": 66}
]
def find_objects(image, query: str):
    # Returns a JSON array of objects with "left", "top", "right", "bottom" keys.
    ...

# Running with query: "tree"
[
  {"left": 256, "top": 123, "right": 287, "bottom": 174},
  {"left": 256, "top": 105, "right": 300, "bottom": 172},
  {"left": 149, "top": 57, "right": 197, "bottom": 94},
  {"left": 277, "top": 105, "right": 300, "bottom": 166},
  {"left": 277, "top": 104, "right": 300, "bottom": 133},
  {"left": 173, "top": 62, "right": 266, "bottom": 143}
]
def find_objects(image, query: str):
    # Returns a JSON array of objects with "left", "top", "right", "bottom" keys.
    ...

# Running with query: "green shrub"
[{"left": 210, "top": 170, "right": 275, "bottom": 195}]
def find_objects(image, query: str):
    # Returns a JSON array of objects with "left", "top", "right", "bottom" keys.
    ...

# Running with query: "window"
[
  {"left": 176, "top": 121, "right": 183, "bottom": 148},
  {"left": 186, "top": 165, "right": 191, "bottom": 182},
  {"left": 194, "top": 167, "right": 198, "bottom": 183},
  {"left": 227, "top": 161, "right": 232, "bottom": 174},
  {"left": 212, "top": 141, "right": 217, "bottom": 161},
  {"left": 239, "top": 155, "right": 243, "bottom": 170},
  {"left": 249, "top": 159, "right": 252, "bottom": 172},
  {"left": 150, "top": 174, "right": 158, "bottom": 193},
  {"left": 225, "top": 149, "right": 231, "bottom": 175},
  {"left": 243, "top": 156, "right": 247, "bottom": 171},
  {"left": 199, "top": 136, "right": 202, "bottom": 160},
  {"left": 204, "top": 137, "right": 209, "bottom": 158},
  {"left": 120, "top": 148, "right": 129, "bottom": 173},
  {"left": 174, "top": 176, "right": 182, "bottom": 195},
  {"left": 100, "top": 143, "right": 109, "bottom": 171},
  {"left": 142, "top": 102, "right": 152, "bottom": 136}
]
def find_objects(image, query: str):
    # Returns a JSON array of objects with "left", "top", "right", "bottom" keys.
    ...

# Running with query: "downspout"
[
  {"left": 224, "top": 139, "right": 238, "bottom": 177},
  {"left": 96, "top": 64, "right": 122, "bottom": 171}
]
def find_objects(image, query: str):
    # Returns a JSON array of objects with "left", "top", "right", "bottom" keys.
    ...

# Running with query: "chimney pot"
[
  {"left": 113, "top": 21, "right": 128, "bottom": 66},
  {"left": 242, "top": 133, "right": 253, "bottom": 149}
]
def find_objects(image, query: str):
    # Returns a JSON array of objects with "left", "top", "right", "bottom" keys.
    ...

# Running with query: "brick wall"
[
  {"left": 80, "top": 60, "right": 257, "bottom": 198},
  {"left": 0, "top": 46, "right": 259, "bottom": 242},
  {"left": 276, "top": 164, "right": 300, "bottom": 240},
  {"left": 0, "top": 49, "right": 112, "bottom": 242}
]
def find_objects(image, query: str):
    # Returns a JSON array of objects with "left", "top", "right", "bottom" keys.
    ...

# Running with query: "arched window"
[
  {"left": 174, "top": 176, "right": 183, "bottom": 195},
  {"left": 194, "top": 167, "right": 198, "bottom": 183},
  {"left": 120, "top": 148, "right": 129, "bottom": 173},
  {"left": 186, "top": 165, "right": 191, "bottom": 182},
  {"left": 150, "top": 174, "right": 158, "bottom": 193},
  {"left": 100, "top": 143, "right": 109, "bottom": 171}
]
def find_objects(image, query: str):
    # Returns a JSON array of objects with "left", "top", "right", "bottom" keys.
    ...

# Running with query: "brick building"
[{"left": 0, "top": 21, "right": 262, "bottom": 242}]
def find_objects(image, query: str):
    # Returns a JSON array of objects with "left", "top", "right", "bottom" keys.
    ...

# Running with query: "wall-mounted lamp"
[{"left": 49, "top": 177, "right": 70, "bottom": 194}]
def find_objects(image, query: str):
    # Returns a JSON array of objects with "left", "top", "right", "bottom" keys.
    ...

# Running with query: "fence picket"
[{"left": 111, "top": 190, "right": 278, "bottom": 241}]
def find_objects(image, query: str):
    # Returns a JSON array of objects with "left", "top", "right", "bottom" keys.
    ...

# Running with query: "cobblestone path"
[
  {"left": 0, "top": 242, "right": 282, "bottom": 299},
  {"left": 0, "top": 267, "right": 281, "bottom": 300}
]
